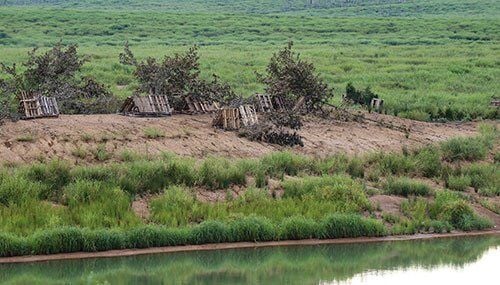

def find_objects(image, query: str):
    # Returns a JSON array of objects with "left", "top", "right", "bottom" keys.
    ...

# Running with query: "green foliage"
[
  {"left": 198, "top": 157, "right": 246, "bottom": 189},
  {"left": 22, "top": 160, "right": 71, "bottom": 200},
  {"left": 279, "top": 216, "right": 319, "bottom": 240},
  {"left": 143, "top": 127, "right": 165, "bottom": 139},
  {"left": 321, "top": 214, "right": 387, "bottom": 238},
  {"left": 345, "top": 83, "right": 378, "bottom": 106},
  {"left": 228, "top": 215, "right": 276, "bottom": 242},
  {"left": 441, "top": 137, "right": 488, "bottom": 162},
  {"left": 347, "top": 157, "right": 365, "bottom": 178},
  {"left": 150, "top": 186, "right": 197, "bottom": 227},
  {"left": 190, "top": 220, "right": 230, "bottom": 244},
  {"left": 446, "top": 175, "right": 471, "bottom": 192},
  {"left": 385, "top": 177, "right": 432, "bottom": 197},
  {"left": 368, "top": 152, "right": 415, "bottom": 176},
  {"left": 260, "top": 151, "right": 314, "bottom": 178},
  {"left": 462, "top": 163, "right": 499, "bottom": 193},
  {"left": 413, "top": 147, "right": 442, "bottom": 178}
]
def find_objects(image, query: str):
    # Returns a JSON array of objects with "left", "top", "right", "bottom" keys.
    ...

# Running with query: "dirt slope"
[{"left": 0, "top": 112, "right": 478, "bottom": 165}]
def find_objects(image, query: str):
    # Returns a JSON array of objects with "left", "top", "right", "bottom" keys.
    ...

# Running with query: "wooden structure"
[
  {"left": 212, "top": 104, "right": 258, "bottom": 130},
  {"left": 491, "top": 99, "right": 500, "bottom": 107},
  {"left": 19, "top": 91, "right": 59, "bottom": 119},
  {"left": 255, "top": 94, "right": 274, "bottom": 113},
  {"left": 121, "top": 95, "right": 172, "bottom": 116},
  {"left": 370, "top": 98, "right": 384, "bottom": 113},
  {"left": 184, "top": 96, "right": 220, "bottom": 114}
]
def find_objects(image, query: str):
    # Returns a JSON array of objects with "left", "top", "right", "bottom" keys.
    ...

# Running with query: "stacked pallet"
[
  {"left": 255, "top": 94, "right": 274, "bottom": 113},
  {"left": 19, "top": 91, "right": 59, "bottom": 119},
  {"left": 212, "top": 104, "right": 258, "bottom": 130}
]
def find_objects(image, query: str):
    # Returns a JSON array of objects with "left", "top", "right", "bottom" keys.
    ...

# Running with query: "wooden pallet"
[
  {"left": 255, "top": 93, "right": 274, "bottom": 113},
  {"left": 370, "top": 98, "right": 384, "bottom": 112},
  {"left": 19, "top": 91, "right": 59, "bottom": 119},
  {"left": 491, "top": 99, "right": 500, "bottom": 107},
  {"left": 121, "top": 94, "right": 172, "bottom": 116},
  {"left": 239, "top": 104, "right": 258, "bottom": 127},
  {"left": 185, "top": 96, "right": 220, "bottom": 114}
]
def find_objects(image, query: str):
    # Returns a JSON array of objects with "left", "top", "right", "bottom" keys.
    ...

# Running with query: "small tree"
[
  {"left": 345, "top": 83, "right": 379, "bottom": 106},
  {"left": 0, "top": 42, "right": 117, "bottom": 116},
  {"left": 258, "top": 42, "right": 333, "bottom": 112},
  {"left": 120, "top": 43, "right": 236, "bottom": 111}
]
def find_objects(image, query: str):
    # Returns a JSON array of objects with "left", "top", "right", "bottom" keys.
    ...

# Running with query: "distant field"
[{"left": 0, "top": 0, "right": 499, "bottom": 120}]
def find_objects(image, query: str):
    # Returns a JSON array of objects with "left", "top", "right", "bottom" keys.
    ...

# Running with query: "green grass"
[
  {"left": 0, "top": 2, "right": 499, "bottom": 121},
  {"left": 143, "top": 127, "right": 165, "bottom": 139},
  {"left": 385, "top": 177, "right": 432, "bottom": 197},
  {"left": 0, "top": 131, "right": 497, "bottom": 256}
]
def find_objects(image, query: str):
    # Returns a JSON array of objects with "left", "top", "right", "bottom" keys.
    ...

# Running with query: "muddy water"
[{"left": 0, "top": 236, "right": 498, "bottom": 285}]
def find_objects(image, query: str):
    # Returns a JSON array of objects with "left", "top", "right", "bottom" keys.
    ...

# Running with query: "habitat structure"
[
  {"left": 120, "top": 94, "right": 173, "bottom": 116},
  {"left": 18, "top": 91, "right": 59, "bottom": 119}
]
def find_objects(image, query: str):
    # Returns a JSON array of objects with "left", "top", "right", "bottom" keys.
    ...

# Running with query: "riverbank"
[{"left": 1, "top": 230, "right": 498, "bottom": 264}]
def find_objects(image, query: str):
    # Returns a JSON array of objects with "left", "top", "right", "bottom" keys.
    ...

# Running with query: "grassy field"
[
  {"left": 1, "top": 0, "right": 499, "bottom": 120},
  {"left": 0, "top": 126, "right": 498, "bottom": 257}
]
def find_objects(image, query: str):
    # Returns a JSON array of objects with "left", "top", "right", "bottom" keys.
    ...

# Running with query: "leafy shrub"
[
  {"left": 345, "top": 83, "right": 378, "bottom": 107},
  {"left": 385, "top": 177, "right": 431, "bottom": 197},
  {"left": 279, "top": 216, "right": 319, "bottom": 240},
  {"left": 441, "top": 137, "right": 487, "bottom": 162},
  {"left": 446, "top": 175, "right": 471, "bottom": 192}
]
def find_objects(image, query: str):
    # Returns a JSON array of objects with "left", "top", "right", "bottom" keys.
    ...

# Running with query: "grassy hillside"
[
  {"left": 2, "top": 0, "right": 499, "bottom": 17},
  {"left": 0, "top": 1, "right": 499, "bottom": 120}
]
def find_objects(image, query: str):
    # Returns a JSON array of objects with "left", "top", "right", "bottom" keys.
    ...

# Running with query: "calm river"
[{"left": 1, "top": 235, "right": 498, "bottom": 284}]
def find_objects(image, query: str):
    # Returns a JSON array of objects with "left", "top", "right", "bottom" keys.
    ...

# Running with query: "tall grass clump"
[
  {"left": 259, "top": 152, "right": 315, "bottom": 178},
  {"left": 198, "top": 157, "right": 246, "bottom": 189},
  {"left": 446, "top": 175, "right": 471, "bottom": 192},
  {"left": 150, "top": 186, "right": 199, "bottom": 227},
  {"left": 347, "top": 157, "right": 364, "bottom": 178},
  {"left": 430, "top": 191, "right": 492, "bottom": 231},
  {"left": 21, "top": 160, "right": 71, "bottom": 200},
  {"left": 320, "top": 214, "right": 386, "bottom": 238},
  {"left": 30, "top": 227, "right": 86, "bottom": 255},
  {"left": 367, "top": 152, "right": 415, "bottom": 176},
  {"left": 441, "top": 136, "right": 487, "bottom": 162},
  {"left": 385, "top": 177, "right": 432, "bottom": 197},
  {"left": 63, "top": 179, "right": 140, "bottom": 229},
  {"left": 462, "top": 163, "right": 498, "bottom": 193},
  {"left": 228, "top": 215, "right": 276, "bottom": 242},
  {"left": 279, "top": 216, "right": 319, "bottom": 240},
  {"left": 115, "top": 161, "right": 171, "bottom": 194},
  {"left": 189, "top": 220, "right": 230, "bottom": 244},
  {"left": 0, "top": 233, "right": 27, "bottom": 257},
  {"left": 0, "top": 174, "right": 42, "bottom": 205},
  {"left": 126, "top": 226, "right": 188, "bottom": 248},
  {"left": 282, "top": 175, "right": 371, "bottom": 212},
  {"left": 413, "top": 146, "right": 442, "bottom": 178}
]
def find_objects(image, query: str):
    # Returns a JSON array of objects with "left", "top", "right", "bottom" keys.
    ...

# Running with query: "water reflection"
[{"left": 1, "top": 236, "right": 498, "bottom": 285}]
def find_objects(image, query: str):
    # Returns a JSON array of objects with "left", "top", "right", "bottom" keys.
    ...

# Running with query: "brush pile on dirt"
[
  {"left": 0, "top": 43, "right": 118, "bottom": 118},
  {"left": 239, "top": 42, "right": 334, "bottom": 146},
  {"left": 239, "top": 110, "right": 303, "bottom": 147}
]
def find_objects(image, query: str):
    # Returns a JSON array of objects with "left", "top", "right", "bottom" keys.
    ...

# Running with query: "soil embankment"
[{"left": 0, "top": 112, "right": 478, "bottom": 164}]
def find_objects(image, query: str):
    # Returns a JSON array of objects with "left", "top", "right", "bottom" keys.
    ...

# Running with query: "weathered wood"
[
  {"left": 491, "top": 99, "right": 500, "bottom": 107},
  {"left": 19, "top": 91, "right": 59, "bottom": 119},
  {"left": 184, "top": 96, "right": 220, "bottom": 114},
  {"left": 120, "top": 95, "right": 172, "bottom": 116},
  {"left": 370, "top": 98, "right": 384, "bottom": 113},
  {"left": 255, "top": 93, "right": 274, "bottom": 113},
  {"left": 213, "top": 104, "right": 258, "bottom": 130}
]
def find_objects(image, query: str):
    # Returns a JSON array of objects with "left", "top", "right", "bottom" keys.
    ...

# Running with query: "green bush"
[
  {"left": 462, "top": 163, "right": 498, "bottom": 192},
  {"left": 446, "top": 175, "right": 471, "bottom": 192},
  {"left": 385, "top": 177, "right": 432, "bottom": 197},
  {"left": 0, "top": 175, "right": 42, "bottom": 205},
  {"left": 279, "top": 216, "right": 319, "bottom": 240},
  {"left": 441, "top": 137, "right": 487, "bottom": 162}
]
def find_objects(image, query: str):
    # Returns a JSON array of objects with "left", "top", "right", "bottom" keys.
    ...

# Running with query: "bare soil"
[{"left": 0, "top": 112, "right": 479, "bottom": 165}]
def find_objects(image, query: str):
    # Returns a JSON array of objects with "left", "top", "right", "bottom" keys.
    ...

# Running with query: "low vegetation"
[{"left": 0, "top": 125, "right": 497, "bottom": 257}]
